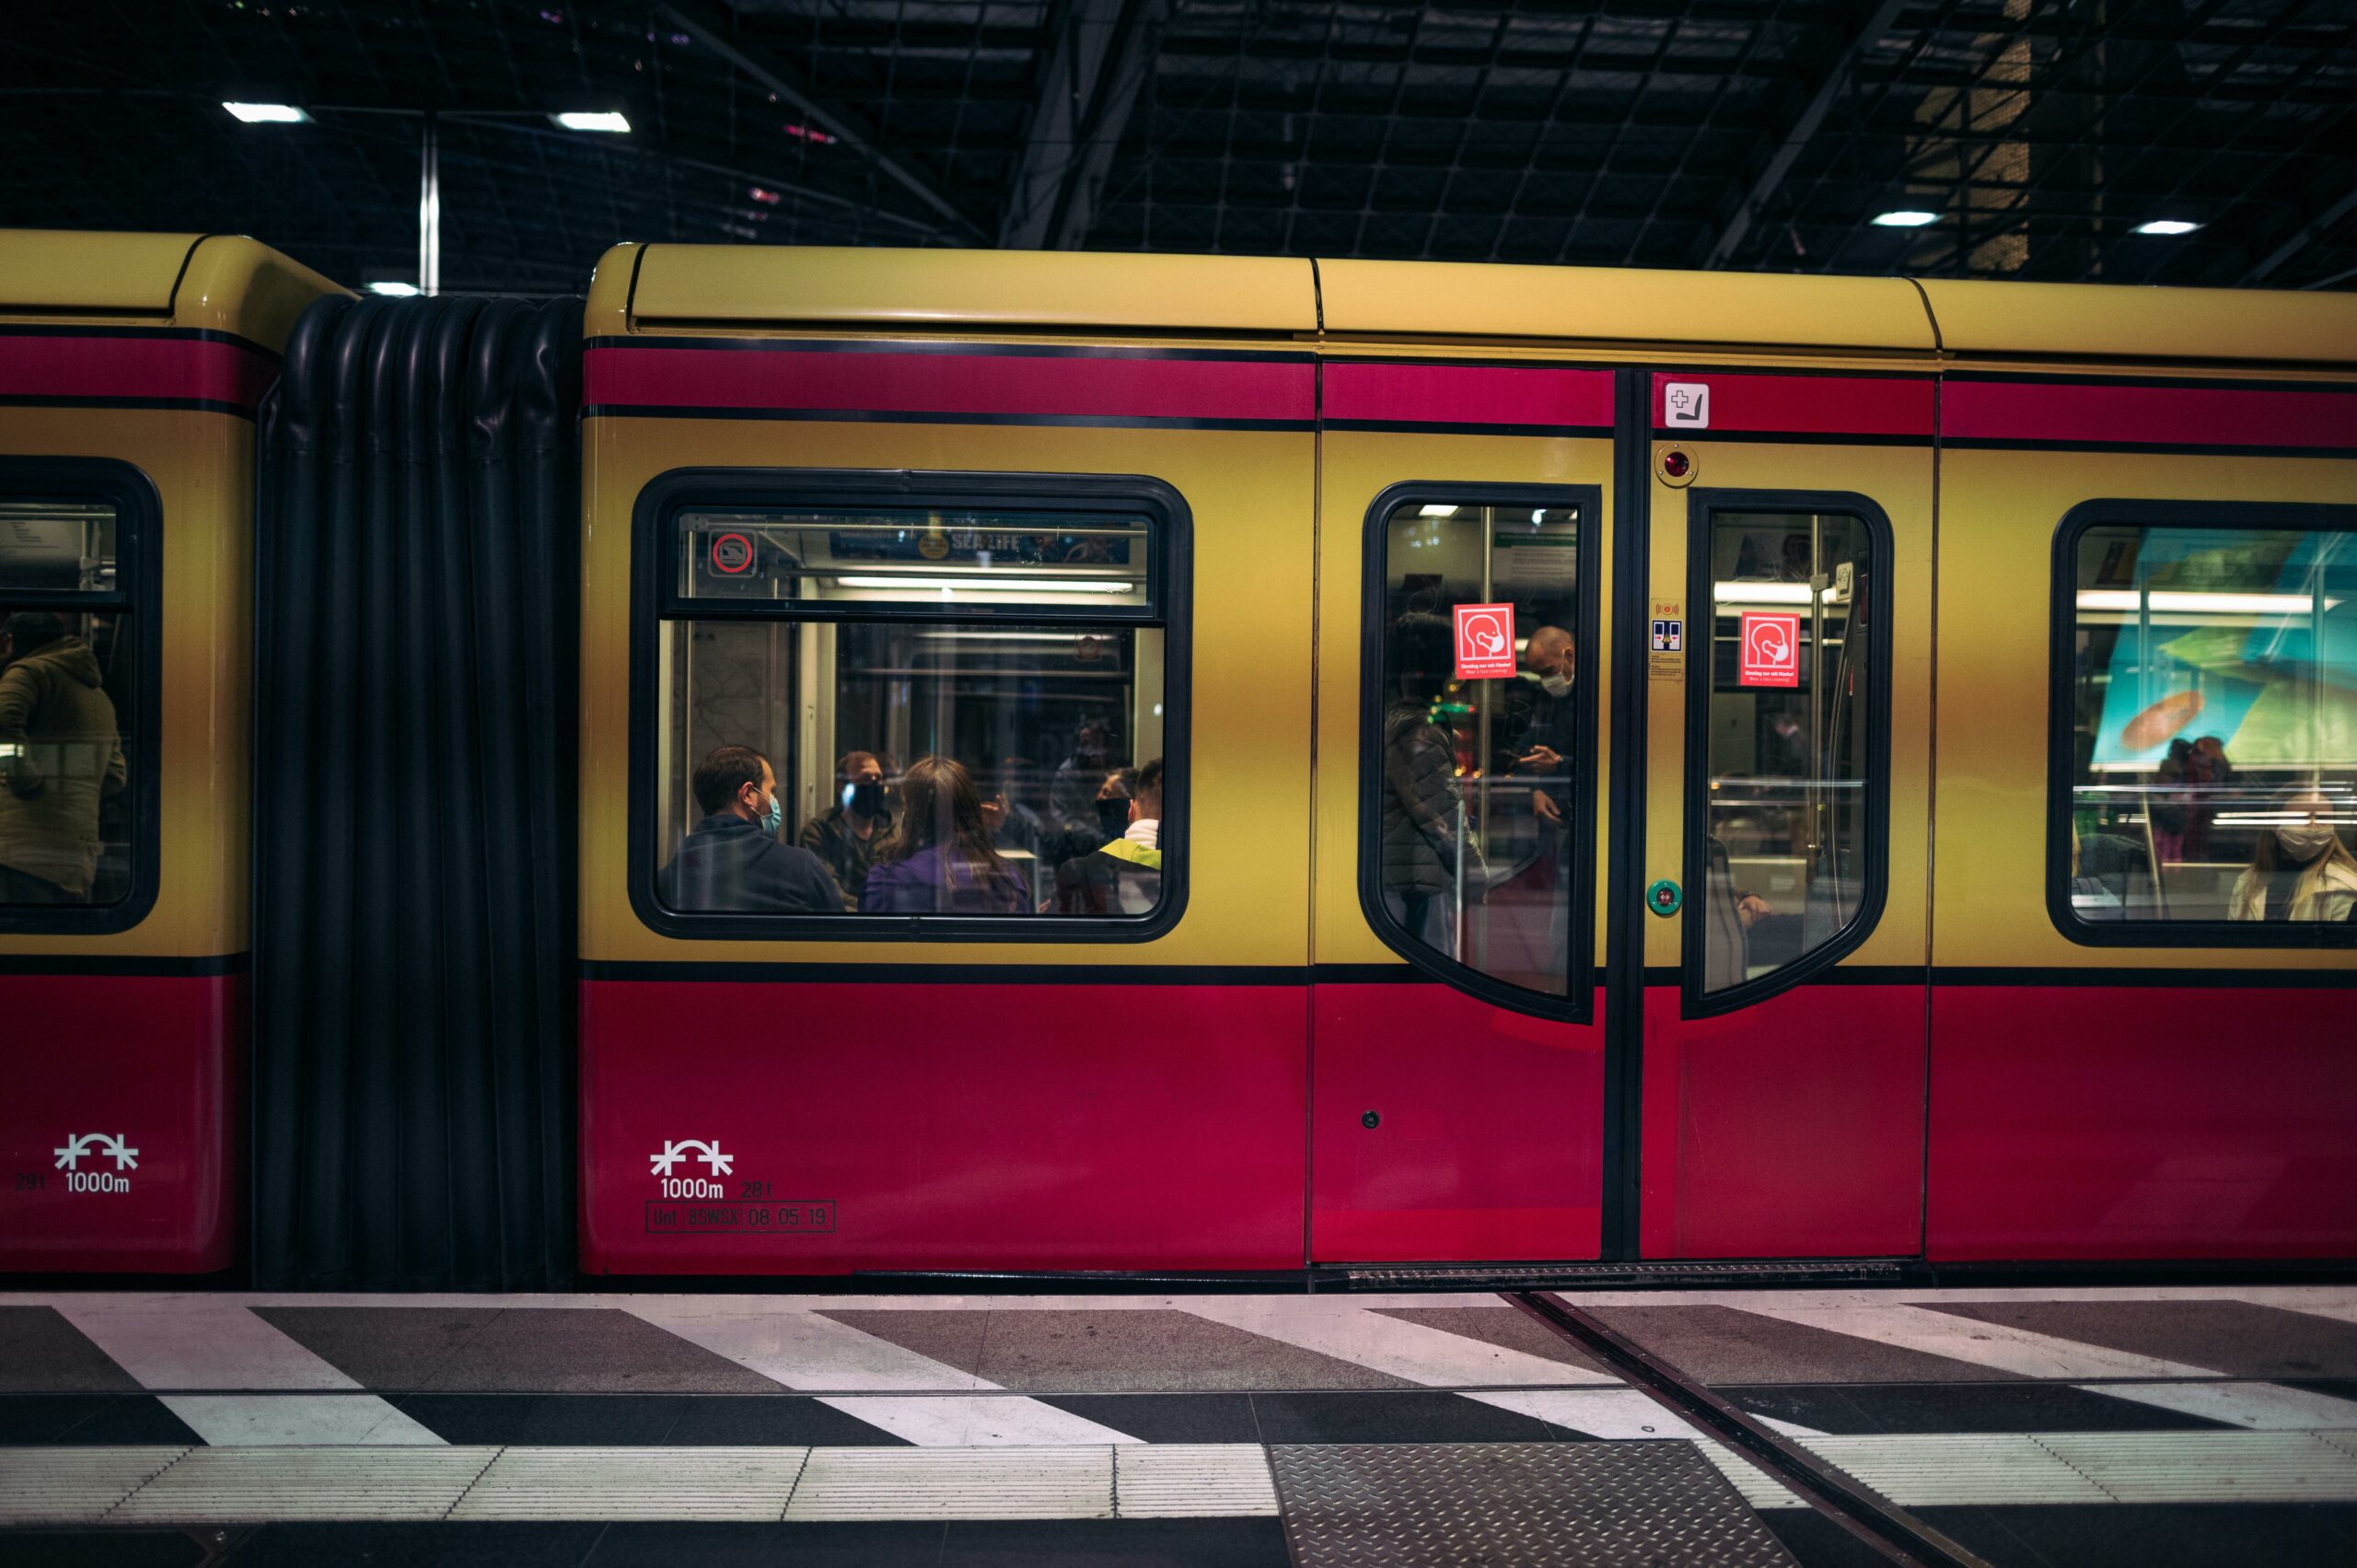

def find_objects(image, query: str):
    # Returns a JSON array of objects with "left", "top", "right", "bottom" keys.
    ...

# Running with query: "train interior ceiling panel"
[{"left": 0, "top": 228, "right": 2351, "bottom": 1289}]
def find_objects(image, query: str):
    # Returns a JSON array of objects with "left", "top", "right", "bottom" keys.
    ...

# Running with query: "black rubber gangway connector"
[{"left": 1506, "top": 1290, "right": 1998, "bottom": 1568}]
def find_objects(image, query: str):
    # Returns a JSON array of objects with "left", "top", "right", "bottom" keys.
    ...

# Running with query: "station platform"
[{"left": 3, "top": 1283, "right": 2355, "bottom": 1566}]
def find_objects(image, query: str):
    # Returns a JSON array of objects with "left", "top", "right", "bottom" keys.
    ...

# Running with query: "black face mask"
[
  {"left": 848, "top": 781, "right": 886, "bottom": 817},
  {"left": 1097, "top": 799, "right": 1131, "bottom": 841}
]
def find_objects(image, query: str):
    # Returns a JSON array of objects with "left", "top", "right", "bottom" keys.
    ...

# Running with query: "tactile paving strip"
[
  {"left": 1269, "top": 1442, "right": 1796, "bottom": 1567},
  {"left": 0, "top": 1446, "right": 189, "bottom": 1525},
  {"left": 448, "top": 1446, "right": 809, "bottom": 1520}
]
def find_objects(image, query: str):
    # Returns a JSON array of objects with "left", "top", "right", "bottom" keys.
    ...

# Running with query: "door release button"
[{"left": 1645, "top": 878, "right": 1682, "bottom": 917}]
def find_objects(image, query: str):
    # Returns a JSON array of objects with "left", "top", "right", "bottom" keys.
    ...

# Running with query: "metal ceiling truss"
[{"left": 0, "top": 0, "right": 2347, "bottom": 293}]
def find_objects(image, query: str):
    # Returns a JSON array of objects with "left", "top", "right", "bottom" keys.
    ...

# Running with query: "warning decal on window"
[{"left": 1739, "top": 611, "right": 1801, "bottom": 688}]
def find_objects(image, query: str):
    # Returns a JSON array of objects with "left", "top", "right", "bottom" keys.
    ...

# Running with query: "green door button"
[{"left": 1645, "top": 878, "right": 1682, "bottom": 917}]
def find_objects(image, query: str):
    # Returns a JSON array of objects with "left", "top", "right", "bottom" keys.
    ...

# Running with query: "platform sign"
[
  {"left": 1454, "top": 602, "right": 1517, "bottom": 679},
  {"left": 1739, "top": 611, "right": 1802, "bottom": 688}
]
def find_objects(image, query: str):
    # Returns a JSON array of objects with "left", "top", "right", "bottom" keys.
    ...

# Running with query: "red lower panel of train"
[
  {"left": 1928, "top": 982, "right": 2357, "bottom": 1260},
  {"left": 0, "top": 971, "right": 245, "bottom": 1272},
  {"left": 578, "top": 977, "right": 1311, "bottom": 1274},
  {"left": 1643, "top": 981, "right": 1928, "bottom": 1261},
  {"left": 1308, "top": 982, "right": 1604, "bottom": 1264}
]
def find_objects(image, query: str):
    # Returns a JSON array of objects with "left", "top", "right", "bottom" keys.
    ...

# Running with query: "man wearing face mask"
[
  {"left": 1054, "top": 760, "right": 1164, "bottom": 916},
  {"left": 659, "top": 745, "right": 842, "bottom": 914},
  {"left": 1500, "top": 625, "right": 1578, "bottom": 827},
  {"left": 2230, "top": 788, "right": 2357, "bottom": 923},
  {"left": 798, "top": 750, "right": 893, "bottom": 912}
]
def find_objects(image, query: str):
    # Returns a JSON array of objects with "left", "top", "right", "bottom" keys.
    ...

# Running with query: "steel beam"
[
  {"left": 657, "top": 0, "right": 983, "bottom": 243},
  {"left": 1701, "top": 0, "right": 1910, "bottom": 271},
  {"left": 1000, "top": 0, "right": 1167, "bottom": 250},
  {"left": 2244, "top": 188, "right": 2357, "bottom": 285}
]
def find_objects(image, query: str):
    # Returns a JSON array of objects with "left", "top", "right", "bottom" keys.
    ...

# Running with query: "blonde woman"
[{"left": 2230, "top": 788, "right": 2357, "bottom": 923}]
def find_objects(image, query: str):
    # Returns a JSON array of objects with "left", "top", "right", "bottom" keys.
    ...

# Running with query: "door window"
[
  {"left": 1362, "top": 485, "right": 1597, "bottom": 1016},
  {"left": 1688, "top": 494, "right": 1889, "bottom": 1005}
]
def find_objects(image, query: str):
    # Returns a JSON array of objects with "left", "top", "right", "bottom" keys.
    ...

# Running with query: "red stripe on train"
[
  {"left": 0, "top": 335, "right": 277, "bottom": 412},
  {"left": 583, "top": 345, "right": 1317, "bottom": 424},
  {"left": 1945, "top": 378, "right": 2357, "bottom": 449},
  {"left": 1650, "top": 371, "right": 1935, "bottom": 438},
  {"left": 1325, "top": 361, "right": 1615, "bottom": 429}
]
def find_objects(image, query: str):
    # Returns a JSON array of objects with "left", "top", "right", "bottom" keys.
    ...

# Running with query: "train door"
[
  {"left": 1307, "top": 357, "right": 1619, "bottom": 1264},
  {"left": 1631, "top": 370, "right": 1936, "bottom": 1260}
]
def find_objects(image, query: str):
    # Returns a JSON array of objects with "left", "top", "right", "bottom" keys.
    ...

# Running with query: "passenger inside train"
[
  {"left": 1052, "top": 757, "right": 1164, "bottom": 916},
  {"left": 657, "top": 744, "right": 843, "bottom": 913},
  {"left": 2230, "top": 786, "right": 2357, "bottom": 923},
  {"left": 0, "top": 608, "right": 127, "bottom": 908},
  {"left": 861, "top": 754, "right": 1028, "bottom": 915},
  {"left": 798, "top": 749, "right": 893, "bottom": 911}
]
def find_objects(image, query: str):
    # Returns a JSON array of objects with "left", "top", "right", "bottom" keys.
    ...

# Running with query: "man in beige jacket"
[{"left": 0, "top": 611, "right": 127, "bottom": 904}]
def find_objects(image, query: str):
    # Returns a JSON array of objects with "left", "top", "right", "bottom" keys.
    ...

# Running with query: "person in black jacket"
[{"left": 659, "top": 745, "right": 842, "bottom": 913}]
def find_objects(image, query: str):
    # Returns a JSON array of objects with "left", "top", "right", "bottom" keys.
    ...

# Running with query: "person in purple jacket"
[{"left": 861, "top": 755, "right": 1029, "bottom": 916}]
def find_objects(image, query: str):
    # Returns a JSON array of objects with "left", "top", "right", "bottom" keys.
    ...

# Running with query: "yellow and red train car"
[
  {"left": 3, "top": 228, "right": 2350, "bottom": 1281},
  {"left": 573, "top": 247, "right": 2355, "bottom": 1276},
  {"left": 0, "top": 232, "right": 341, "bottom": 1271}
]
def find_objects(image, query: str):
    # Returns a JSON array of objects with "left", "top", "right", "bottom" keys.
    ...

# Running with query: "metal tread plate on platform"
[
  {"left": 1345, "top": 1261, "right": 1907, "bottom": 1288},
  {"left": 1269, "top": 1441, "right": 1798, "bottom": 1567}
]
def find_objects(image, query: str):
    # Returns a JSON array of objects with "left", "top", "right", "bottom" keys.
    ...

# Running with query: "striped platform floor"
[{"left": 3, "top": 1283, "right": 2355, "bottom": 1565}]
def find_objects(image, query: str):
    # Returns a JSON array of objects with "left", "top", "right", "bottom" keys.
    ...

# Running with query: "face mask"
[
  {"left": 761, "top": 792, "right": 784, "bottom": 837},
  {"left": 1097, "top": 799, "right": 1131, "bottom": 841},
  {"left": 2277, "top": 823, "right": 2338, "bottom": 861},
  {"left": 1539, "top": 672, "right": 1573, "bottom": 698},
  {"left": 847, "top": 781, "right": 886, "bottom": 817}
]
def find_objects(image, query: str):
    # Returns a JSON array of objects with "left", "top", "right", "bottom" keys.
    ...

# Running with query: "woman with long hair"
[
  {"left": 860, "top": 755, "right": 1028, "bottom": 915},
  {"left": 2229, "top": 786, "right": 2357, "bottom": 923}
]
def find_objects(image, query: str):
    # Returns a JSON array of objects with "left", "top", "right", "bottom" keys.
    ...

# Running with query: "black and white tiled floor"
[{"left": 4, "top": 1285, "right": 2356, "bottom": 1565}]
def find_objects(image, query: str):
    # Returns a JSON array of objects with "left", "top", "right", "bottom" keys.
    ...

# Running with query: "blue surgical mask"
[{"left": 761, "top": 793, "right": 784, "bottom": 837}]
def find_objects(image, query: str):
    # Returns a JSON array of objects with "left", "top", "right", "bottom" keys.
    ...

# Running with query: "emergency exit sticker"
[
  {"left": 1454, "top": 602, "right": 1517, "bottom": 679},
  {"left": 1739, "top": 611, "right": 1802, "bottom": 687}
]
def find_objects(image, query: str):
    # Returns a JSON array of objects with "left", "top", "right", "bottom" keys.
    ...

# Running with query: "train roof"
[
  {"left": 594, "top": 241, "right": 2357, "bottom": 373},
  {"left": 0, "top": 230, "right": 344, "bottom": 349}
]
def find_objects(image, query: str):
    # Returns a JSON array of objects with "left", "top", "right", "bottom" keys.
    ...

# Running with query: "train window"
[
  {"left": 0, "top": 484, "right": 145, "bottom": 925},
  {"left": 1361, "top": 486, "right": 1597, "bottom": 1016},
  {"left": 2053, "top": 505, "right": 2357, "bottom": 944},
  {"left": 633, "top": 474, "right": 1186, "bottom": 938},
  {"left": 1688, "top": 495, "right": 1890, "bottom": 1007}
]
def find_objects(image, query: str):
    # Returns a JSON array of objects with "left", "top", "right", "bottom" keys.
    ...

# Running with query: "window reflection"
[{"left": 2067, "top": 524, "right": 2357, "bottom": 926}]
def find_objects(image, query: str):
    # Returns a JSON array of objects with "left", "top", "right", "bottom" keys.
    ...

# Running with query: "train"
[{"left": 2, "top": 228, "right": 2351, "bottom": 1286}]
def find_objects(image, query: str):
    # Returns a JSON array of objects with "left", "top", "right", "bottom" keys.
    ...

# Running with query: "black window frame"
[
  {"left": 627, "top": 466, "right": 1191, "bottom": 944},
  {"left": 1681, "top": 488, "right": 1894, "bottom": 1018},
  {"left": 2047, "top": 496, "right": 2357, "bottom": 951},
  {"left": 1357, "top": 480, "right": 1603, "bottom": 1023},
  {"left": 0, "top": 456, "right": 161, "bottom": 936}
]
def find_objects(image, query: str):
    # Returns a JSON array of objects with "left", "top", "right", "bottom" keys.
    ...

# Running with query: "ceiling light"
[
  {"left": 551, "top": 111, "right": 631, "bottom": 133},
  {"left": 366, "top": 281, "right": 421, "bottom": 297},
  {"left": 1713, "top": 583, "right": 1815, "bottom": 605},
  {"left": 2133, "top": 219, "right": 2201, "bottom": 237},
  {"left": 834, "top": 575, "right": 1134, "bottom": 595},
  {"left": 225, "top": 102, "right": 309, "bottom": 124},
  {"left": 2076, "top": 589, "right": 2333, "bottom": 614},
  {"left": 1871, "top": 210, "right": 1939, "bottom": 227},
  {"left": 1419, "top": 505, "right": 1461, "bottom": 518}
]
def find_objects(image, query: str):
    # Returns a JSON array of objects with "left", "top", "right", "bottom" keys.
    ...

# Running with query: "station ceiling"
[{"left": 6, "top": 1, "right": 2354, "bottom": 296}]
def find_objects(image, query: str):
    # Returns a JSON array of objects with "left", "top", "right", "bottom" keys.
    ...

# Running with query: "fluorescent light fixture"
[
  {"left": 1713, "top": 582, "right": 1815, "bottom": 605},
  {"left": 1871, "top": 209, "right": 1939, "bottom": 227},
  {"left": 2133, "top": 219, "right": 2201, "bottom": 237},
  {"left": 225, "top": 102, "right": 309, "bottom": 124},
  {"left": 834, "top": 575, "right": 1133, "bottom": 595},
  {"left": 915, "top": 631, "right": 1092, "bottom": 642},
  {"left": 366, "top": 281, "right": 421, "bottom": 297},
  {"left": 1419, "top": 505, "right": 1461, "bottom": 518},
  {"left": 2076, "top": 589, "right": 2336, "bottom": 614},
  {"left": 551, "top": 110, "right": 631, "bottom": 133}
]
